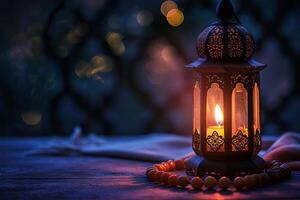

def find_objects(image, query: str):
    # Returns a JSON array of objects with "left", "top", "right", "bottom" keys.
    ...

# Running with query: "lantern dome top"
[
  {"left": 186, "top": 0, "right": 266, "bottom": 72},
  {"left": 196, "top": 22, "right": 255, "bottom": 62}
]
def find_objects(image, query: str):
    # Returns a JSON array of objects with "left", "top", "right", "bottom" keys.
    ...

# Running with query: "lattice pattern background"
[{"left": 0, "top": 0, "right": 299, "bottom": 136}]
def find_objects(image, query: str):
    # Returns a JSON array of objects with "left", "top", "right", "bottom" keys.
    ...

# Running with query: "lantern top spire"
[
  {"left": 216, "top": 0, "right": 238, "bottom": 23},
  {"left": 186, "top": 0, "right": 266, "bottom": 72}
]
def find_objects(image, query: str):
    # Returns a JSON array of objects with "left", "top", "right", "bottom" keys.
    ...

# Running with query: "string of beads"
[{"left": 146, "top": 159, "right": 291, "bottom": 191}]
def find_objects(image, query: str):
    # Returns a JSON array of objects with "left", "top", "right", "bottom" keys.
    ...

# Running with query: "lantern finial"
[{"left": 216, "top": 0, "right": 240, "bottom": 24}]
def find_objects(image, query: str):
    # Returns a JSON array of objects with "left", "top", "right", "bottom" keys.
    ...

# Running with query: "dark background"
[{"left": 0, "top": 0, "right": 299, "bottom": 136}]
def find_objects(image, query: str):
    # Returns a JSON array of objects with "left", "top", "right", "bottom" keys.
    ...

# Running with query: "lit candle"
[{"left": 207, "top": 104, "right": 224, "bottom": 138}]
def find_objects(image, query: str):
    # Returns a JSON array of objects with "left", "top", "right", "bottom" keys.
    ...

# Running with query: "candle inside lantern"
[
  {"left": 215, "top": 104, "right": 223, "bottom": 127},
  {"left": 207, "top": 104, "right": 224, "bottom": 138}
]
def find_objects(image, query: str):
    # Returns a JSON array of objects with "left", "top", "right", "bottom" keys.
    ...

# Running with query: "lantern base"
[{"left": 185, "top": 155, "right": 266, "bottom": 179}]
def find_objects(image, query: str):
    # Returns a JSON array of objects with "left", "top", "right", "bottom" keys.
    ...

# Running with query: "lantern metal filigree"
[{"left": 186, "top": 0, "right": 267, "bottom": 177}]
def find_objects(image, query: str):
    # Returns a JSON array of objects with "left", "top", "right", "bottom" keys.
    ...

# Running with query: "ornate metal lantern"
[{"left": 186, "top": 0, "right": 267, "bottom": 176}]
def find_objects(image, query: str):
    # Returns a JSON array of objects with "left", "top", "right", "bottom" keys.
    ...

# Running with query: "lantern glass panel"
[
  {"left": 231, "top": 83, "right": 248, "bottom": 151},
  {"left": 206, "top": 83, "right": 224, "bottom": 152},
  {"left": 193, "top": 81, "right": 201, "bottom": 134},
  {"left": 253, "top": 82, "right": 260, "bottom": 133}
]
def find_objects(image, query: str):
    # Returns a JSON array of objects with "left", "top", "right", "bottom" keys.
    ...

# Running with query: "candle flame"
[{"left": 215, "top": 104, "right": 223, "bottom": 126}]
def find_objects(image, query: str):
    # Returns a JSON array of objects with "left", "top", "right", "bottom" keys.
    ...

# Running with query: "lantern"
[{"left": 186, "top": 0, "right": 267, "bottom": 177}]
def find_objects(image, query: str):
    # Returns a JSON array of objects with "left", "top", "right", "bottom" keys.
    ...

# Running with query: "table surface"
[{"left": 1, "top": 138, "right": 300, "bottom": 200}]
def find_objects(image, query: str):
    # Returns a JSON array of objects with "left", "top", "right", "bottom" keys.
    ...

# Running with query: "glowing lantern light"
[
  {"left": 215, "top": 104, "right": 223, "bottom": 127},
  {"left": 186, "top": 0, "right": 267, "bottom": 178}
]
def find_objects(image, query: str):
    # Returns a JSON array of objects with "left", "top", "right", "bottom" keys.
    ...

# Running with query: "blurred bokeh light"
[{"left": 0, "top": 0, "right": 299, "bottom": 136}]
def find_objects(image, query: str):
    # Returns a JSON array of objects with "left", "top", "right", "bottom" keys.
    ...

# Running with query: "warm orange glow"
[
  {"left": 21, "top": 111, "right": 42, "bottom": 126},
  {"left": 160, "top": 0, "right": 178, "bottom": 16},
  {"left": 215, "top": 104, "right": 223, "bottom": 126},
  {"left": 193, "top": 81, "right": 201, "bottom": 133},
  {"left": 75, "top": 55, "right": 113, "bottom": 80},
  {"left": 253, "top": 83, "right": 260, "bottom": 132},
  {"left": 207, "top": 104, "right": 225, "bottom": 152},
  {"left": 105, "top": 32, "right": 125, "bottom": 55},
  {"left": 166, "top": 9, "right": 184, "bottom": 27}
]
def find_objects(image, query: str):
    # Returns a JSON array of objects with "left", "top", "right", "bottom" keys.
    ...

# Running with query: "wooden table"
[{"left": 1, "top": 138, "right": 300, "bottom": 199}]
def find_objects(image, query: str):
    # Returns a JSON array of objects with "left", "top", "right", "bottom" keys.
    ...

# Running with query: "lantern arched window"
[
  {"left": 206, "top": 83, "right": 224, "bottom": 152},
  {"left": 192, "top": 81, "right": 201, "bottom": 154},
  {"left": 253, "top": 82, "right": 262, "bottom": 153},
  {"left": 253, "top": 82, "right": 260, "bottom": 134},
  {"left": 232, "top": 83, "right": 248, "bottom": 152},
  {"left": 193, "top": 81, "right": 201, "bottom": 134}
]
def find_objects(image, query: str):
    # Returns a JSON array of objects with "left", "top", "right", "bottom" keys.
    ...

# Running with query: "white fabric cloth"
[
  {"left": 33, "top": 127, "right": 192, "bottom": 162},
  {"left": 32, "top": 127, "right": 275, "bottom": 162}
]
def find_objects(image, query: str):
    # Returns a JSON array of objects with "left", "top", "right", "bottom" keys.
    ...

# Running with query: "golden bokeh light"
[
  {"left": 75, "top": 55, "right": 113, "bottom": 80},
  {"left": 160, "top": 0, "right": 178, "bottom": 16},
  {"left": 105, "top": 32, "right": 125, "bottom": 55},
  {"left": 21, "top": 111, "right": 42, "bottom": 126},
  {"left": 90, "top": 55, "right": 113, "bottom": 75},
  {"left": 67, "top": 23, "right": 88, "bottom": 44},
  {"left": 166, "top": 9, "right": 184, "bottom": 27}
]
